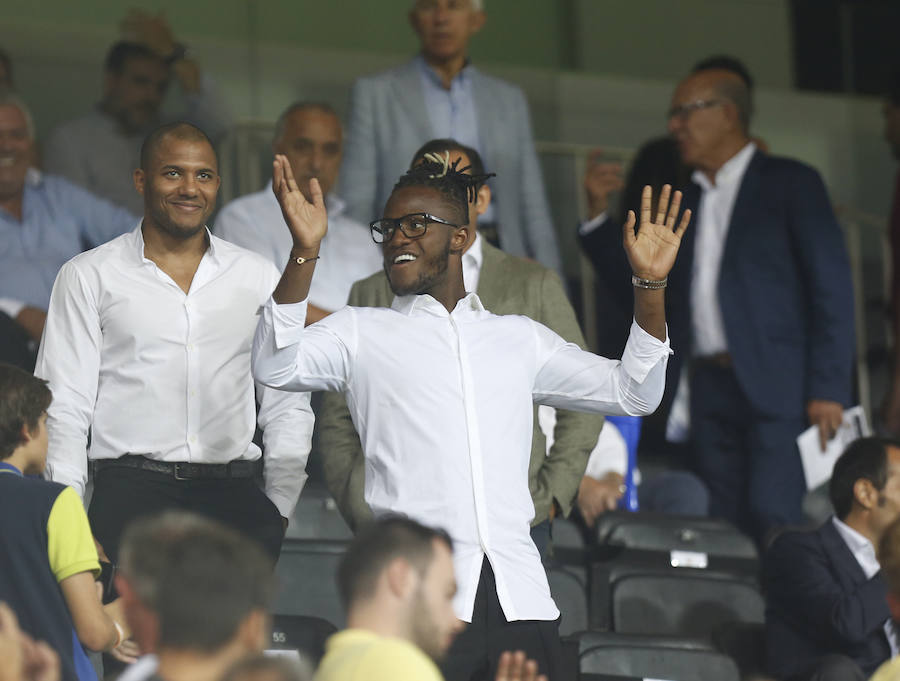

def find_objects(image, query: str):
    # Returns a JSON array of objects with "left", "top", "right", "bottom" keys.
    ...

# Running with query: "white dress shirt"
[
  {"left": 214, "top": 185, "right": 382, "bottom": 312},
  {"left": 462, "top": 232, "right": 484, "bottom": 294},
  {"left": 690, "top": 142, "right": 756, "bottom": 356},
  {"left": 832, "top": 517, "right": 900, "bottom": 656},
  {"left": 36, "top": 227, "right": 314, "bottom": 518},
  {"left": 252, "top": 291, "right": 671, "bottom": 622}
]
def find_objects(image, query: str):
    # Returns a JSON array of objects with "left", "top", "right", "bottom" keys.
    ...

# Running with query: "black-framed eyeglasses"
[
  {"left": 369, "top": 213, "right": 461, "bottom": 244},
  {"left": 667, "top": 99, "right": 722, "bottom": 121}
]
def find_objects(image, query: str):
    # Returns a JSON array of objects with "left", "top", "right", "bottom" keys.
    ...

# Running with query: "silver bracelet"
[{"left": 631, "top": 274, "right": 667, "bottom": 289}]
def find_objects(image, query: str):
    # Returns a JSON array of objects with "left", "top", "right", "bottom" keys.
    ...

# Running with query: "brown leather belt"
[
  {"left": 93, "top": 454, "right": 260, "bottom": 480},
  {"left": 693, "top": 352, "right": 733, "bottom": 369}
]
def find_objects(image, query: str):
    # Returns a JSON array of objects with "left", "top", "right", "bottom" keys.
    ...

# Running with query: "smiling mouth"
[{"left": 391, "top": 253, "right": 418, "bottom": 265}]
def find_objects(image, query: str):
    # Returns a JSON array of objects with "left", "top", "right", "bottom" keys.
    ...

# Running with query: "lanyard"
[{"left": 0, "top": 462, "right": 22, "bottom": 476}]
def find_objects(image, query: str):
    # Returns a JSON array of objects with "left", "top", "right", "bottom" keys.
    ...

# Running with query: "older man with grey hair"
[
  {"left": 215, "top": 101, "right": 380, "bottom": 325},
  {"left": 0, "top": 90, "right": 135, "bottom": 368},
  {"left": 337, "top": 0, "right": 561, "bottom": 274}
]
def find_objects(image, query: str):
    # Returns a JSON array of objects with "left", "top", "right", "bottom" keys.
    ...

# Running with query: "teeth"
[{"left": 393, "top": 254, "right": 417, "bottom": 264}]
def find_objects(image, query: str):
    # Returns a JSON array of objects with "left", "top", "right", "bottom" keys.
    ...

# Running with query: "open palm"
[
  {"left": 623, "top": 184, "right": 691, "bottom": 281},
  {"left": 272, "top": 154, "right": 328, "bottom": 250}
]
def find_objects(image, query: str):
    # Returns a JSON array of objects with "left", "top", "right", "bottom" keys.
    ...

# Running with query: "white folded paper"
[{"left": 797, "top": 405, "right": 869, "bottom": 491}]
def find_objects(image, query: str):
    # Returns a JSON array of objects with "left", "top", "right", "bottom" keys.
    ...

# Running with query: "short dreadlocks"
[{"left": 391, "top": 151, "right": 495, "bottom": 224}]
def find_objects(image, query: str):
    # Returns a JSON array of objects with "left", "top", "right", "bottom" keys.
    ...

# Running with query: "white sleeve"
[
  {"left": 0, "top": 298, "right": 25, "bottom": 319},
  {"left": 577, "top": 211, "right": 609, "bottom": 236},
  {"left": 532, "top": 319, "right": 672, "bottom": 417},
  {"left": 34, "top": 263, "right": 101, "bottom": 497},
  {"left": 251, "top": 298, "right": 355, "bottom": 393}
]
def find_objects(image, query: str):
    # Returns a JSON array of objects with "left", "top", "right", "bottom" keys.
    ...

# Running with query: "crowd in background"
[{"left": 2, "top": 1, "right": 900, "bottom": 681}]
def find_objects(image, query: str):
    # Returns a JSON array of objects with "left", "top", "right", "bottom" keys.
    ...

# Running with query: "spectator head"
[
  {"left": 337, "top": 516, "right": 463, "bottom": 662},
  {"left": 221, "top": 654, "right": 310, "bottom": 681},
  {"left": 885, "top": 69, "right": 900, "bottom": 161},
  {"left": 102, "top": 41, "right": 169, "bottom": 134},
  {"left": 878, "top": 516, "right": 900, "bottom": 621},
  {"left": 116, "top": 511, "right": 220, "bottom": 652},
  {"left": 667, "top": 66, "right": 752, "bottom": 174},
  {"left": 377, "top": 153, "right": 484, "bottom": 297},
  {"left": 0, "top": 90, "right": 35, "bottom": 204},
  {"left": 0, "top": 364, "right": 51, "bottom": 474},
  {"left": 117, "top": 512, "right": 274, "bottom": 656},
  {"left": 272, "top": 102, "right": 342, "bottom": 203},
  {"left": 409, "top": 0, "right": 486, "bottom": 65},
  {"left": 135, "top": 122, "right": 219, "bottom": 239},
  {"left": 409, "top": 138, "right": 493, "bottom": 231},
  {"left": 0, "top": 48, "right": 12, "bottom": 89},
  {"left": 830, "top": 437, "right": 900, "bottom": 539}
]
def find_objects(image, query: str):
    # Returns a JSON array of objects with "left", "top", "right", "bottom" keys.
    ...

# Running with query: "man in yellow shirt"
[{"left": 314, "top": 516, "right": 546, "bottom": 681}]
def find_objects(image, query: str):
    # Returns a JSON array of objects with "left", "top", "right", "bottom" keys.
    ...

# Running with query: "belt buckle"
[{"left": 174, "top": 463, "right": 190, "bottom": 481}]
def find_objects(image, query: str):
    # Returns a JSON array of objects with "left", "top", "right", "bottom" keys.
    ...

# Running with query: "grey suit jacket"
[
  {"left": 337, "top": 57, "right": 562, "bottom": 273},
  {"left": 317, "top": 241, "right": 603, "bottom": 530}
]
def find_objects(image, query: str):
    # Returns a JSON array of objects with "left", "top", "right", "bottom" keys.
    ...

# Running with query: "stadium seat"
[
  {"left": 594, "top": 510, "right": 758, "bottom": 561},
  {"left": 273, "top": 538, "right": 349, "bottom": 627},
  {"left": 270, "top": 614, "right": 337, "bottom": 668},
  {"left": 546, "top": 563, "right": 588, "bottom": 635},
  {"left": 287, "top": 483, "right": 353, "bottom": 541},
  {"left": 572, "top": 631, "right": 740, "bottom": 681}
]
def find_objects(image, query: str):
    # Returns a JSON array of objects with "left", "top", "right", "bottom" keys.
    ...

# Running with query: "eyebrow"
[{"left": 160, "top": 165, "right": 218, "bottom": 174}]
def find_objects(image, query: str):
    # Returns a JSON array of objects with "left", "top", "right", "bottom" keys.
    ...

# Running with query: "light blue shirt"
[
  {"left": 0, "top": 169, "right": 136, "bottom": 315},
  {"left": 415, "top": 55, "right": 496, "bottom": 222}
]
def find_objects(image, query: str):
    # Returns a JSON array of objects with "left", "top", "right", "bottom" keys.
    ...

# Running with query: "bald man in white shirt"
[
  {"left": 252, "top": 153, "right": 689, "bottom": 680},
  {"left": 36, "top": 122, "right": 314, "bottom": 564}
]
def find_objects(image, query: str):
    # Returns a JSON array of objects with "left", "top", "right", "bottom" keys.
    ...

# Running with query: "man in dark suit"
[
  {"left": 578, "top": 63, "right": 855, "bottom": 542},
  {"left": 765, "top": 437, "right": 900, "bottom": 681}
]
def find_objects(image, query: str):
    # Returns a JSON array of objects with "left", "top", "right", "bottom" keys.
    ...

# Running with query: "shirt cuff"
[
  {"left": 578, "top": 212, "right": 609, "bottom": 236},
  {"left": 621, "top": 319, "right": 672, "bottom": 383},
  {"left": 267, "top": 296, "right": 309, "bottom": 349},
  {"left": 0, "top": 297, "right": 26, "bottom": 319}
]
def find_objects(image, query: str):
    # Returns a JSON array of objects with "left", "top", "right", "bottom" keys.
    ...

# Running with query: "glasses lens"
[
  {"left": 370, "top": 221, "right": 388, "bottom": 243},
  {"left": 402, "top": 215, "right": 428, "bottom": 238}
]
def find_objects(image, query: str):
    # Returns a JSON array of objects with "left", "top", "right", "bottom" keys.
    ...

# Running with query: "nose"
[{"left": 179, "top": 174, "right": 199, "bottom": 196}]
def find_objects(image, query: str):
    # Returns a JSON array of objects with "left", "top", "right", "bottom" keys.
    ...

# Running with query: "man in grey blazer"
[
  {"left": 337, "top": 0, "right": 562, "bottom": 274},
  {"left": 319, "top": 140, "right": 602, "bottom": 557}
]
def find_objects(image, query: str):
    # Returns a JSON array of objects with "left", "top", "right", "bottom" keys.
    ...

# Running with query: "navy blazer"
[
  {"left": 579, "top": 150, "right": 855, "bottom": 419},
  {"left": 764, "top": 520, "right": 892, "bottom": 679}
]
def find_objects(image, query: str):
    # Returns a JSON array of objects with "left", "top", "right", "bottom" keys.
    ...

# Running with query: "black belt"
[{"left": 93, "top": 454, "right": 260, "bottom": 480}]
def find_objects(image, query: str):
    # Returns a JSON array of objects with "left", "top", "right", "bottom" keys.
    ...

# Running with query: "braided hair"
[{"left": 391, "top": 151, "right": 495, "bottom": 223}]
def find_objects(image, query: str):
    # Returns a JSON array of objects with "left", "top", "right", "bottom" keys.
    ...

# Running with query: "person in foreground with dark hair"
[
  {"left": 315, "top": 515, "right": 545, "bottom": 681},
  {"left": 45, "top": 10, "right": 230, "bottom": 214},
  {"left": 116, "top": 513, "right": 274, "bottom": 681},
  {"left": 221, "top": 654, "right": 310, "bottom": 681},
  {"left": 317, "top": 139, "right": 603, "bottom": 558},
  {"left": 36, "top": 122, "right": 313, "bottom": 565},
  {"left": 253, "top": 145, "right": 689, "bottom": 679},
  {"left": 764, "top": 437, "right": 900, "bottom": 681},
  {"left": 0, "top": 364, "right": 133, "bottom": 681}
]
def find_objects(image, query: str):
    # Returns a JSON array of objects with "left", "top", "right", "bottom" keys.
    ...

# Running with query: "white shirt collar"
[
  {"left": 832, "top": 516, "right": 881, "bottom": 579},
  {"left": 464, "top": 232, "right": 484, "bottom": 272},
  {"left": 131, "top": 224, "right": 217, "bottom": 265},
  {"left": 692, "top": 141, "right": 757, "bottom": 192},
  {"left": 390, "top": 291, "right": 486, "bottom": 317}
]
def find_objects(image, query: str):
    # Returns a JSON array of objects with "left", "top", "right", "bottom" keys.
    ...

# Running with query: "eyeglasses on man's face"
[
  {"left": 667, "top": 98, "right": 722, "bottom": 121},
  {"left": 369, "top": 213, "right": 461, "bottom": 244}
]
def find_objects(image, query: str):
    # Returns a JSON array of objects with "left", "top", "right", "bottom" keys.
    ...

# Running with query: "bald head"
[
  {"left": 140, "top": 122, "right": 216, "bottom": 171},
  {"left": 668, "top": 69, "right": 751, "bottom": 175}
]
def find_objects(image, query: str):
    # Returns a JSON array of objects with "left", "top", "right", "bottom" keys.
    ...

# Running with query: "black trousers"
[
  {"left": 88, "top": 465, "right": 285, "bottom": 565},
  {"left": 440, "top": 558, "right": 562, "bottom": 681},
  {"left": 690, "top": 363, "right": 807, "bottom": 544}
]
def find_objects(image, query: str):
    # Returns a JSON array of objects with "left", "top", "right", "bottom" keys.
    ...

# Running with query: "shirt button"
[{"left": 189, "top": 435, "right": 197, "bottom": 443}]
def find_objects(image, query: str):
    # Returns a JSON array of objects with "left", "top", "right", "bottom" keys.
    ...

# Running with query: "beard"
[
  {"left": 409, "top": 587, "right": 452, "bottom": 663},
  {"left": 386, "top": 236, "right": 451, "bottom": 297},
  {"left": 145, "top": 200, "right": 208, "bottom": 241}
]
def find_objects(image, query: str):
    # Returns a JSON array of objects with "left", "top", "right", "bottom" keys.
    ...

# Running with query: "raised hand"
[
  {"left": 623, "top": 184, "right": 691, "bottom": 281},
  {"left": 584, "top": 149, "right": 624, "bottom": 219},
  {"left": 272, "top": 154, "right": 328, "bottom": 252},
  {"left": 495, "top": 651, "right": 548, "bottom": 681}
]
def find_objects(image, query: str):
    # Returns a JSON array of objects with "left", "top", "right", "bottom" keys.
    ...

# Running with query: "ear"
[
  {"left": 475, "top": 185, "right": 491, "bottom": 216},
  {"left": 451, "top": 224, "right": 472, "bottom": 254},
  {"left": 855, "top": 478, "right": 878, "bottom": 512},
  {"left": 236, "top": 610, "right": 269, "bottom": 653},
  {"left": 19, "top": 422, "right": 35, "bottom": 445},
  {"left": 133, "top": 168, "right": 146, "bottom": 195},
  {"left": 469, "top": 9, "right": 486, "bottom": 35},
  {"left": 385, "top": 557, "right": 415, "bottom": 600}
]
